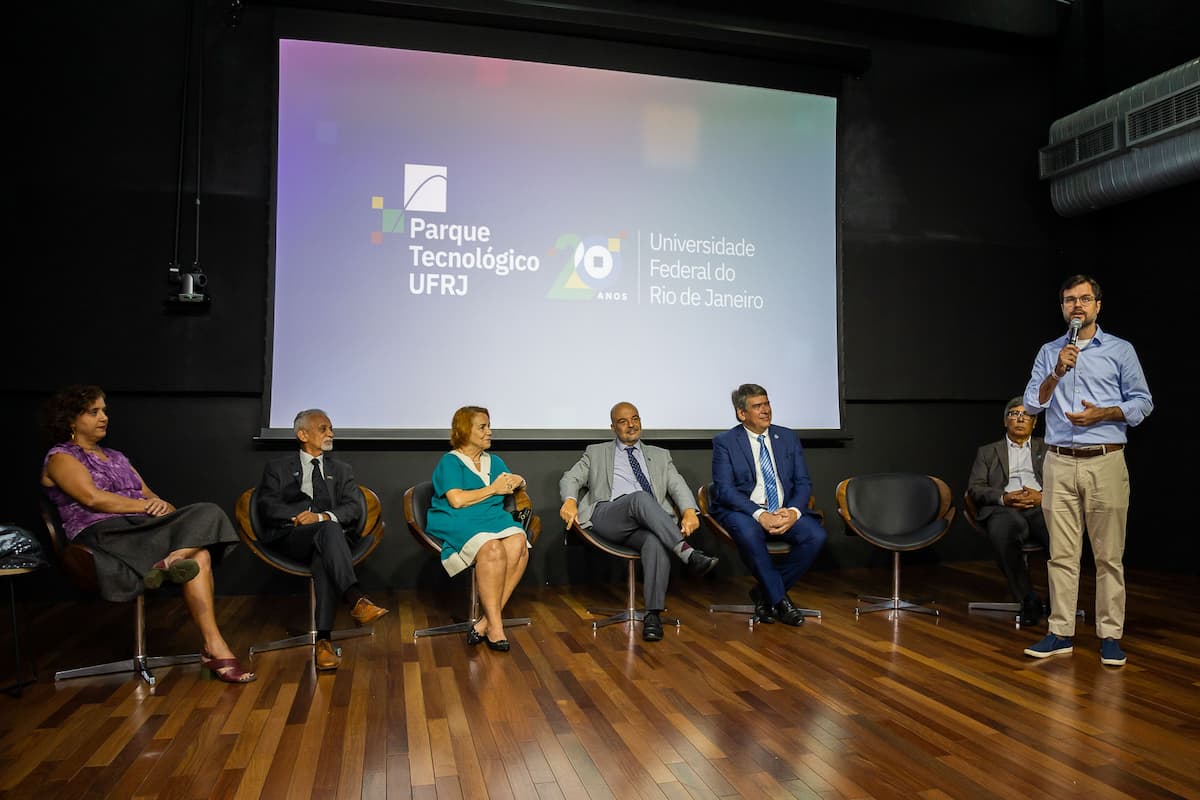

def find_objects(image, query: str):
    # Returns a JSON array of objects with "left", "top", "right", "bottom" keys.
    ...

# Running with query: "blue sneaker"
[
  {"left": 1024, "top": 634, "right": 1073, "bottom": 658},
  {"left": 1100, "top": 638, "right": 1126, "bottom": 666}
]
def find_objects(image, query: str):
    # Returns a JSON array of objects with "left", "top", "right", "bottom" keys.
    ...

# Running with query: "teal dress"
[{"left": 426, "top": 451, "right": 527, "bottom": 576}]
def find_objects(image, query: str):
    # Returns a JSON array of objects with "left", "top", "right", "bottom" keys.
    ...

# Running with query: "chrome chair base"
[
  {"left": 413, "top": 566, "right": 533, "bottom": 638},
  {"left": 414, "top": 616, "right": 532, "bottom": 638},
  {"left": 54, "top": 597, "right": 201, "bottom": 687},
  {"left": 582, "top": 558, "right": 681, "bottom": 631},
  {"left": 55, "top": 653, "right": 202, "bottom": 687},
  {"left": 250, "top": 627, "right": 374, "bottom": 655},
  {"left": 249, "top": 581, "right": 376, "bottom": 655},
  {"left": 856, "top": 594, "right": 939, "bottom": 617},
  {"left": 708, "top": 602, "right": 821, "bottom": 627},
  {"left": 968, "top": 601, "right": 1086, "bottom": 627},
  {"left": 968, "top": 601, "right": 1019, "bottom": 613},
  {"left": 587, "top": 606, "right": 680, "bottom": 630}
]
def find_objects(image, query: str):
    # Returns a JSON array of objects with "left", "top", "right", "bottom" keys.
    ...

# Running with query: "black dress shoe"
[
  {"left": 467, "top": 627, "right": 486, "bottom": 646},
  {"left": 686, "top": 550, "right": 719, "bottom": 577},
  {"left": 749, "top": 586, "right": 775, "bottom": 624},
  {"left": 773, "top": 597, "right": 805, "bottom": 626},
  {"left": 1021, "top": 595, "right": 1044, "bottom": 627},
  {"left": 642, "top": 611, "right": 664, "bottom": 641},
  {"left": 485, "top": 637, "right": 510, "bottom": 652}
]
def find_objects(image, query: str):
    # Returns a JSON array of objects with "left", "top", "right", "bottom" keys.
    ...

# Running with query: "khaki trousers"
[{"left": 1042, "top": 449, "right": 1129, "bottom": 639}]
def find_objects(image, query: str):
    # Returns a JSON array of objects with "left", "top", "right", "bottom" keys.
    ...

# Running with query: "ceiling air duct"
[{"left": 1039, "top": 58, "right": 1200, "bottom": 217}]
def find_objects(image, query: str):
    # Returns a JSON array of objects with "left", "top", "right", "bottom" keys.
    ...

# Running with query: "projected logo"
[
  {"left": 545, "top": 232, "right": 626, "bottom": 300},
  {"left": 370, "top": 163, "right": 448, "bottom": 244}
]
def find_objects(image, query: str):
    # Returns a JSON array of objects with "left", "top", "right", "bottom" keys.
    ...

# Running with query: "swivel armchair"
[
  {"left": 403, "top": 481, "right": 540, "bottom": 639},
  {"left": 962, "top": 491, "right": 1083, "bottom": 626},
  {"left": 697, "top": 483, "right": 822, "bottom": 625},
  {"left": 40, "top": 496, "right": 201, "bottom": 686},
  {"left": 835, "top": 473, "right": 954, "bottom": 617},
  {"left": 234, "top": 485, "right": 385, "bottom": 655},
  {"left": 567, "top": 517, "right": 684, "bottom": 633}
]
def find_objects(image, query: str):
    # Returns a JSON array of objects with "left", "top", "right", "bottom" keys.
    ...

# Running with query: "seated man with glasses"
[{"left": 967, "top": 397, "right": 1050, "bottom": 625}]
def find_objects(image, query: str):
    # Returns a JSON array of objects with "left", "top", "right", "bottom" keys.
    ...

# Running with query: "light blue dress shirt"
[{"left": 1023, "top": 325, "right": 1153, "bottom": 446}]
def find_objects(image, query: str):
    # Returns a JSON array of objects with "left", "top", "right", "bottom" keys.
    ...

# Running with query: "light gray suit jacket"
[{"left": 559, "top": 440, "right": 698, "bottom": 529}]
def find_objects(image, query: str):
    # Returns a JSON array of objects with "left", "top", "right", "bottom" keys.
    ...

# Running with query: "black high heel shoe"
[
  {"left": 485, "top": 638, "right": 510, "bottom": 652},
  {"left": 466, "top": 627, "right": 486, "bottom": 646}
]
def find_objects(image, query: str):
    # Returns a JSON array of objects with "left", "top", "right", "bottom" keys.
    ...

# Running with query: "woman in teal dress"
[{"left": 426, "top": 406, "right": 530, "bottom": 651}]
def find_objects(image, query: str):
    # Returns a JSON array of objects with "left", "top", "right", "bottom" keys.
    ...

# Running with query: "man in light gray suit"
[{"left": 560, "top": 402, "right": 718, "bottom": 641}]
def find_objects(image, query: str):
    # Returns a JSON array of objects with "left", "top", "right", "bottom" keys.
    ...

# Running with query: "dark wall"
[{"left": 9, "top": 0, "right": 1197, "bottom": 600}]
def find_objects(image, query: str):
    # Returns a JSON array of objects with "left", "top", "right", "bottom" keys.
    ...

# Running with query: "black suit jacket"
[
  {"left": 967, "top": 438, "right": 1047, "bottom": 522},
  {"left": 256, "top": 452, "right": 361, "bottom": 542}
]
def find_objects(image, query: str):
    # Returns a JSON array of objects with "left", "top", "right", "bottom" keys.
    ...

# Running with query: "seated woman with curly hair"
[{"left": 40, "top": 384, "right": 255, "bottom": 683}]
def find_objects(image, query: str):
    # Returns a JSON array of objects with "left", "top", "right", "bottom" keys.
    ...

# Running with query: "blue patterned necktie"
[
  {"left": 626, "top": 447, "right": 653, "bottom": 494},
  {"left": 757, "top": 435, "right": 780, "bottom": 511}
]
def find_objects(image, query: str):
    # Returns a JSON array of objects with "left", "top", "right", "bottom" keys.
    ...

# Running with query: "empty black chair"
[
  {"left": 235, "top": 485, "right": 384, "bottom": 655},
  {"left": 836, "top": 473, "right": 954, "bottom": 617}
]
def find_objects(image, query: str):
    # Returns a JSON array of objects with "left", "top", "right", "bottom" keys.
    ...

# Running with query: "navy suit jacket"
[
  {"left": 710, "top": 424, "right": 813, "bottom": 519},
  {"left": 255, "top": 452, "right": 361, "bottom": 542}
]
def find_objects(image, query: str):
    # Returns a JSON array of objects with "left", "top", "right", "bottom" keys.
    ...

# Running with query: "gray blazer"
[
  {"left": 559, "top": 441, "right": 698, "bottom": 528},
  {"left": 967, "top": 438, "right": 1047, "bottom": 522}
]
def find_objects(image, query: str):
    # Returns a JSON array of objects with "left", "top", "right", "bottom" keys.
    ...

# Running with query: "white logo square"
[{"left": 404, "top": 164, "right": 448, "bottom": 213}]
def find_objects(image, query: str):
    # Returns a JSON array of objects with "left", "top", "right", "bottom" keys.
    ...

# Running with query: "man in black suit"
[
  {"left": 710, "top": 384, "right": 826, "bottom": 626},
  {"left": 256, "top": 409, "right": 387, "bottom": 670},
  {"left": 967, "top": 396, "right": 1050, "bottom": 626}
]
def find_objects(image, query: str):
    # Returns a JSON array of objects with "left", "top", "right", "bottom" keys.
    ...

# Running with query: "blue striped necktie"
[{"left": 757, "top": 435, "right": 780, "bottom": 511}]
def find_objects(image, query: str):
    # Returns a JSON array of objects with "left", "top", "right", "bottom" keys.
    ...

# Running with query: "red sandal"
[{"left": 201, "top": 650, "right": 256, "bottom": 683}]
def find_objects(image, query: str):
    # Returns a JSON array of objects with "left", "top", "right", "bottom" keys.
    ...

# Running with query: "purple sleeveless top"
[{"left": 43, "top": 443, "right": 147, "bottom": 539}]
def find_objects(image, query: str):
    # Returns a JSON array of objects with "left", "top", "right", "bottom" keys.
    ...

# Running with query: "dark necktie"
[
  {"left": 626, "top": 447, "right": 653, "bottom": 494},
  {"left": 757, "top": 435, "right": 781, "bottom": 512},
  {"left": 311, "top": 457, "right": 333, "bottom": 510}
]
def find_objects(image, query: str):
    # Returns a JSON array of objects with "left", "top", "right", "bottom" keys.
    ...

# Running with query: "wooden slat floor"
[{"left": 1, "top": 561, "right": 1197, "bottom": 799}]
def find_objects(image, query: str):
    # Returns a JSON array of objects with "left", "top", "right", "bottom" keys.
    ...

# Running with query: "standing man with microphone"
[{"left": 1020, "top": 275, "right": 1153, "bottom": 667}]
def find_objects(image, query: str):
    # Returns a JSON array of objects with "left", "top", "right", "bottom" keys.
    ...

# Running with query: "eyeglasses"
[
  {"left": 1061, "top": 295, "right": 1096, "bottom": 306},
  {"left": 1005, "top": 411, "right": 1032, "bottom": 420}
]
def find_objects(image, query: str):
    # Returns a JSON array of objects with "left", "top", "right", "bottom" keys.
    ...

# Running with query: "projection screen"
[{"left": 268, "top": 36, "right": 840, "bottom": 439}]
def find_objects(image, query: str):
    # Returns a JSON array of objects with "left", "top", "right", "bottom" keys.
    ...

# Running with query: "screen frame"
[{"left": 262, "top": 8, "right": 858, "bottom": 442}]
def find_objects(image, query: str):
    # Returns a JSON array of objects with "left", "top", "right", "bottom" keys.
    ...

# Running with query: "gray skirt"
[{"left": 75, "top": 502, "right": 239, "bottom": 602}]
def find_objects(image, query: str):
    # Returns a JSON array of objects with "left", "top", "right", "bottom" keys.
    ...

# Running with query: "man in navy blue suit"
[{"left": 710, "top": 384, "right": 826, "bottom": 626}]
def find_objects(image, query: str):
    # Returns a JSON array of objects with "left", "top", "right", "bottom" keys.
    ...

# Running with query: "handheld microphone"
[
  {"left": 1063, "top": 317, "right": 1083, "bottom": 372},
  {"left": 1067, "top": 317, "right": 1082, "bottom": 346}
]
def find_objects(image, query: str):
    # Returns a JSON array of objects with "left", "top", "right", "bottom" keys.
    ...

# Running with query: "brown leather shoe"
[
  {"left": 350, "top": 596, "right": 389, "bottom": 625},
  {"left": 314, "top": 638, "right": 341, "bottom": 671}
]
